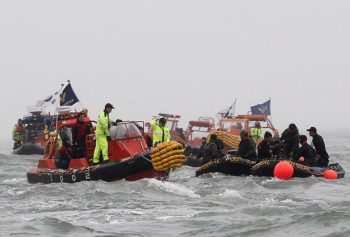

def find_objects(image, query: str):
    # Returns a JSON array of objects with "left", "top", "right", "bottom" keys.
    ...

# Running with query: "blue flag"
[
  {"left": 251, "top": 100, "right": 271, "bottom": 115},
  {"left": 60, "top": 83, "right": 79, "bottom": 106}
]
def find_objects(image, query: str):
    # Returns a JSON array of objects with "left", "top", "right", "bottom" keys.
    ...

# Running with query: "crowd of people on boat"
[{"left": 197, "top": 123, "right": 329, "bottom": 168}]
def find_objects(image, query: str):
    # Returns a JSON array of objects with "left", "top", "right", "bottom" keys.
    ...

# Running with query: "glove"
[{"left": 107, "top": 136, "right": 111, "bottom": 141}]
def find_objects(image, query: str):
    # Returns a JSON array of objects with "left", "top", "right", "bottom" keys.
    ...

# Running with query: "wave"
[{"left": 147, "top": 179, "right": 200, "bottom": 198}]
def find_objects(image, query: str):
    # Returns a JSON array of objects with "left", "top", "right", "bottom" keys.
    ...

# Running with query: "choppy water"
[{"left": 1, "top": 131, "right": 350, "bottom": 237}]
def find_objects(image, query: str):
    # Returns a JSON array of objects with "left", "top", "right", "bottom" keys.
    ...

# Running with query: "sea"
[{"left": 1, "top": 131, "right": 349, "bottom": 237}]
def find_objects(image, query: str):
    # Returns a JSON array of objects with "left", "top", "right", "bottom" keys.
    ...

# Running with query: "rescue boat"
[
  {"left": 251, "top": 159, "right": 345, "bottom": 178},
  {"left": 12, "top": 111, "right": 48, "bottom": 155},
  {"left": 27, "top": 112, "right": 185, "bottom": 184}
]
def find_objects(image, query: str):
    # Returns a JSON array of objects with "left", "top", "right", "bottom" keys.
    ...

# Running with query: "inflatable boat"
[
  {"left": 27, "top": 114, "right": 185, "bottom": 184},
  {"left": 12, "top": 143, "right": 45, "bottom": 155}
]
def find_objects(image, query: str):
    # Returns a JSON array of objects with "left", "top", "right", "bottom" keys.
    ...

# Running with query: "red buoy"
[
  {"left": 323, "top": 169, "right": 337, "bottom": 179},
  {"left": 274, "top": 161, "right": 294, "bottom": 180}
]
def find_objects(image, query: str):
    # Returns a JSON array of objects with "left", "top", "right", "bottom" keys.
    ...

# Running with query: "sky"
[{"left": 1, "top": 0, "right": 350, "bottom": 141}]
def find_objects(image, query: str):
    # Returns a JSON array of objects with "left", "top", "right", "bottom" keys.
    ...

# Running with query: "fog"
[{"left": 1, "top": 0, "right": 350, "bottom": 141}]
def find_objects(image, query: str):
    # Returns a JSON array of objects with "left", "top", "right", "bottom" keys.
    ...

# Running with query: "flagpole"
[
  {"left": 55, "top": 83, "right": 65, "bottom": 134},
  {"left": 232, "top": 98, "right": 237, "bottom": 117}
]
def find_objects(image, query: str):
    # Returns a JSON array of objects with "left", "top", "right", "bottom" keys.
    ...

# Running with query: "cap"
[
  {"left": 307, "top": 127, "right": 317, "bottom": 133},
  {"left": 105, "top": 103, "right": 115, "bottom": 109}
]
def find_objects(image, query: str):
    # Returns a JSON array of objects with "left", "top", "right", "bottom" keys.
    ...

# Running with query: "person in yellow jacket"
[
  {"left": 250, "top": 122, "right": 263, "bottom": 143},
  {"left": 150, "top": 117, "right": 171, "bottom": 146},
  {"left": 12, "top": 119, "right": 25, "bottom": 149},
  {"left": 92, "top": 103, "right": 114, "bottom": 164}
]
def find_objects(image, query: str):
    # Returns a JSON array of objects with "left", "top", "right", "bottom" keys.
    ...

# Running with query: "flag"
[
  {"left": 218, "top": 101, "right": 236, "bottom": 118},
  {"left": 251, "top": 100, "right": 271, "bottom": 115},
  {"left": 60, "top": 83, "right": 79, "bottom": 106},
  {"left": 41, "top": 91, "right": 60, "bottom": 107}
]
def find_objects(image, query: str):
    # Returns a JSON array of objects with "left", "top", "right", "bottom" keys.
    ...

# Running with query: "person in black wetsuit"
[
  {"left": 307, "top": 127, "right": 329, "bottom": 167},
  {"left": 197, "top": 137, "right": 207, "bottom": 159},
  {"left": 202, "top": 134, "right": 222, "bottom": 164},
  {"left": 257, "top": 131, "right": 274, "bottom": 161},
  {"left": 237, "top": 129, "right": 257, "bottom": 161},
  {"left": 281, "top": 123, "right": 300, "bottom": 158},
  {"left": 292, "top": 135, "right": 317, "bottom": 166}
]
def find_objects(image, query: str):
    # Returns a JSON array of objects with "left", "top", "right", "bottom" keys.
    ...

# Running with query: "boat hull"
[
  {"left": 27, "top": 154, "right": 166, "bottom": 184},
  {"left": 195, "top": 156, "right": 256, "bottom": 177}
]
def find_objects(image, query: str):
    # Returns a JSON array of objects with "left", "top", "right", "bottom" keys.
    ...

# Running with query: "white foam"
[
  {"left": 3, "top": 178, "right": 26, "bottom": 184},
  {"left": 219, "top": 189, "right": 242, "bottom": 199},
  {"left": 147, "top": 179, "right": 200, "bottom": 198}
]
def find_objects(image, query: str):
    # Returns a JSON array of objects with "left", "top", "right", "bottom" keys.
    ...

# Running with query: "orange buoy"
[
  {"left": 323, "top": 169, "right": 337, "bottom": 179},
  {"left": 274, "top": 161, "right": 294, "bottom": 180},
  {"left": 298, "top": 156, "right": 305, "bottom": 162}
]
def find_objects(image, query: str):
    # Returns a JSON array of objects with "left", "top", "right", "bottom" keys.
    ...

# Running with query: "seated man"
[
  {"left": 292, "top": 135, "right": 317, "bottom": 166},
  {"left": 237, "top": 129, "right": 257, "bottom": 160},
  {"left": 56, "top": 138, "right": 74, "bottom": 169},
  {"left": 197, "top": 137, "right": 207, "bottom": 159},
  {"left": 202, "top": 134, "right": 222, "bottom": 164},
  {"left": 257, "top": 131, "right": 274, "bottom": 161}
]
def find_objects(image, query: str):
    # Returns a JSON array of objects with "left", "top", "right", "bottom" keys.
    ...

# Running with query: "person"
[
  {"left": 251, "top": 122, "right": 263, "bottom": 143},
  {"left": 257, "top": 131, "right": 274, "bottom": 161},
  {"left": 237, "top": 129, "right": 257, "bottom": 160},
  {"left": 307, "top": 127, "right": 329, "bottom": 167},
  {"left": 92, "top": 103, "right": 114, "bottom": 164},
  {"left": 202, "top": 134, "right": 222, "bottom": 164},
  {"left": 12, "top": 119, "right": 25, "bottom": 149},
  {"left": 236, "top": 123, "right": 243, "bottom": 131},
  {"left": 72, "top": 112, "right": 92, "bottom": 157},
  {"left": 292, "top": 135, "right": 317, "bottom": 166},
  {"left": 280, "top": 123, "right": 300, "bottom": 158},
  {"left": 56, "top": 138, "right": 74, "bottom": 169},
  {"left": 150, "top": 117, "right": 171, "bottom": 146},
  {"left": 197, "top": 137, "right": 207, "bottom": 159}
]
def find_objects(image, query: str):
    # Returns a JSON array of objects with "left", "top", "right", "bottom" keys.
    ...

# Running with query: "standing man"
[
  {"left": 307, "top": 127, "right": 329, "bottom": 167},
  {"left": 73, "top": 112, "right": 92, "bottom": 157},
  {"left": 92, "top": 103, "right": 114, "bottom": 164},
  {"left": 281, "top": 123, "right": 300, "bottom": 158},
  {"left": 251, "top": 122, "right": 263, "bottom": 143},
  {"left": 150, "top": 117, "right": 171, "bottom": 146}
]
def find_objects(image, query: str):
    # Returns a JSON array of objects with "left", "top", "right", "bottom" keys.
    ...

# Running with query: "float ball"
[
  {"left": 323, "top": 169, "right": 337, "bottom": 179},
  {"left": 274, "top": 161, "right": 294, "bottom": 180}
]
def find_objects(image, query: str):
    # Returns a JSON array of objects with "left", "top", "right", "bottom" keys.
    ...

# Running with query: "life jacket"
[
  {"left": 76, "top": 122, "right": 89, "bottom": 141},
  {"left": 150, "top": 119, "right": 170, "bottom": 146}
]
